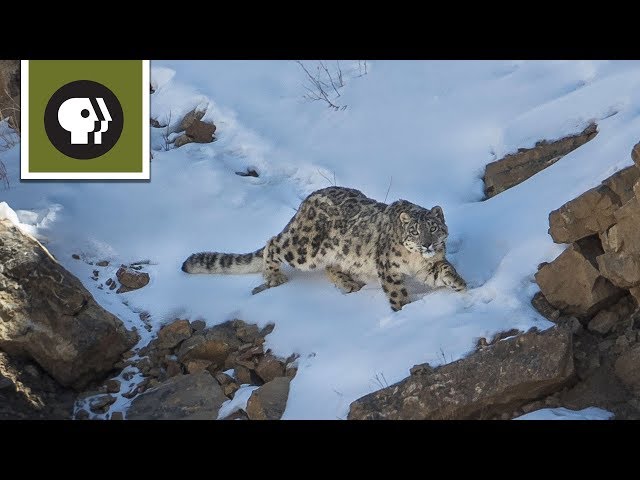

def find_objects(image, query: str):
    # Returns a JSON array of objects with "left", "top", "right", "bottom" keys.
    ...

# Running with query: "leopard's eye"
[{"left": 430, "top": 225, "right": 437, "bottom": 233}]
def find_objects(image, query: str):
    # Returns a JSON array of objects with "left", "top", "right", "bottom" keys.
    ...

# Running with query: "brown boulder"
[
  {"left": 548, "top": 185, "right": 619, "bottom": 244},
  {"left": 602, "top": 166, "right": 640, "bottom": 206},
  {"left": 549, "top": 166, "right": 640, "bottom": 245},
  {"left": 127, "top": 372, "right": 226, "bottom": 420},
  {"left": 483, "top": 124, "right": 597, "bottom": 199},
  {"left": 156, "top": 319, "right": 192, "bottom": 349},
  {"left": 246, "top": 377, "right": 291, "bottom": 420},
  {"left": 614, "top": 345, "right": 640, "bottom": 390},
  {"left": 176, "top": 321, "right": 242, "bottom": 370},
  {"left": 535, "top": 237, "right": 624, "bottom": 317},
  {"left": 348, "top": 327, "right": 574, "bottom": 420},
  {"left": 185, "top": 119, "right": 216, "bottom": 143},
  {"left": 0, "top": 220, "right": 138, "bottom": 389},
  {"left": 116, "top": 267, "right": 150, "bottom": 293},
  {"left": 255, "top": 354, "right": 286, "bottom": 383},
  {"left": 179, "top": 108, "right": 205, "bottom": 131}
]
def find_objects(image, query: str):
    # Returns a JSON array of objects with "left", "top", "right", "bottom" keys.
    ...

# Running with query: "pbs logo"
[{"left": 44, "top": 80, "right": 124, "bottom": 160}]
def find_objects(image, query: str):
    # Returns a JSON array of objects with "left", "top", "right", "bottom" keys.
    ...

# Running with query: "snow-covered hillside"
[{"left": 3, "top": 60, "right": 640, "bottom": 419}]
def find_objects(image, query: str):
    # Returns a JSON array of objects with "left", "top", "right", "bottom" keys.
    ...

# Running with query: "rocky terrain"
[
  {"left": 0, "top": 219, "right": 138, "bottom": 419},
  {"left": 349, "top": 139, "right": 640, "bottom": 420},
  {"left": 75, "top": 318, "right": 297, "bottom": 420}
]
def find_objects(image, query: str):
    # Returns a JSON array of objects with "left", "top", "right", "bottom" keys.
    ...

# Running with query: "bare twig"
[
  {"left": 384, "top": 176, "right": 393, "bottom": 203},
  {"left": 318, "top": 168, "right": 336, "bottom": 186}
]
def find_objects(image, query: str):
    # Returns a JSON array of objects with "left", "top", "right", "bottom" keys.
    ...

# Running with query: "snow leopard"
[{"left": 182, "top": 186, "right": 467, "bottom": 311}]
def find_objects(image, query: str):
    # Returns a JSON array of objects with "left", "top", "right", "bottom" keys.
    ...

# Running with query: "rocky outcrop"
[
  {"left": 127, "top": 372, "right": 227, "bottom": 420},
  {"left": 483, "top": 124, "right": 597, "bottom": 199},
  {"left": 0, "top": 60, "right": 20, "bottom": 130},
  {"left": 0, "top": 220, "right": 138, "bottom": 389},
  {"left": 548, "top": 166, "right": 639, "bottom": 244},
  {"left": 536, "top": 144, "right": 640, "bottom": 320},
  {"left": 535, "top": 236, "right": 624, "bottom": 317},
  {"left": 348, "top": 327, "right": 574, "bottom": 420},
  {"left": 85, "top": 318, "right": 298, "bottom": 420}
]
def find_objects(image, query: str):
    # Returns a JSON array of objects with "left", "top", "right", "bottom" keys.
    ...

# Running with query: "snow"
[
  {"left": 3, "top": 60, "right": 640, "bottom": 419},
  {"left": 217, "top": 385, "right": 259, "bottom": 419},
  {"left": 514, "top": 407, "right": 614, "bottom": 421}
]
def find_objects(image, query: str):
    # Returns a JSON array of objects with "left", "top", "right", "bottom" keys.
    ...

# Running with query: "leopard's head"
[{"left": 394, "top": 202, "right": 448, "bottom": 258}]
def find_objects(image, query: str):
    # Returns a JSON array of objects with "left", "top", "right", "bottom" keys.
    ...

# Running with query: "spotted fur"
[{"left": 182, "top": 187, "right": 467, "bottom": 311}]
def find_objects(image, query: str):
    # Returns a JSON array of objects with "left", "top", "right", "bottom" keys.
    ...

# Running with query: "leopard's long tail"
[{"left": 181, "top": 248, "right": 264, "bottom": 274}]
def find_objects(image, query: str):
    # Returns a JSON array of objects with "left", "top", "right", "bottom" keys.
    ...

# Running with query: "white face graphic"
[{"left": 57, "top": 97, "right": 112, "bottom": 145}]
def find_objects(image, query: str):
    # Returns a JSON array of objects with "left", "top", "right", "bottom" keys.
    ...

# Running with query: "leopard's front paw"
[{"left": 441, "top": 264, "right": 467, "bottom": 292}]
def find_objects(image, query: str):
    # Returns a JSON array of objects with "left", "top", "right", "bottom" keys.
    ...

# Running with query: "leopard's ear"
[
  {"left": 399, "top": 212, "right": 411, "bottom": 224},
  {"left": 431, "top": 206, "right": 444, "bottom": 222}
]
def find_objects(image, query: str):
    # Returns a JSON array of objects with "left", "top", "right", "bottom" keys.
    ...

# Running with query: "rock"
[
  {"left": 165, "top": 360, "right": 182, "bottom": 377},
  {"left": 110, "top": 411, "right": 124, "bottom": 420},
  {"left": 105, "top": 379, "right": 121, "bottom": 393},
  {"left": 185, "top": 119, "right": 216, "bottom": 143},
  {"left": 179, "top": 108, "right": 206, "bottom": 131},
  {"left": 549, "top": 166, "right": 640, "bottom": 245},
  {"left": 531, "top": 291, "right": 560, "bottom": 321},
  {"left": 0, "top": 220, "right": 138, "bottom": 388},
  {"left": 235, "top": 321, "right": 261, "bottom": 344},
  {"left": 234, "top": 364, "right": 255, "bottom": 385},
  {"left": 72, "top": 254, "right": 80, "bottom": 260},
  {"left": 190, "top": 319, "right": 206, "bottom": 332},
  {"left": 184, "top": 359, "right": 212, "bottom": 374},
  {"left": 535, "top": 237, "right": 624, "bottom": 317},
  {"left": 632, "top": 141, "right": 640, "bottom": 169},
  {"left": 548, "top": 185, "right": 620, "bottom": 244},
  {"left": 255, "top": 354, "right": 285, "bottom": 383},
  {"left": 174, "top": 134, "right": 192, "bottom": 148},
  {"left": 348, "top": 327, "right": 574, "bottom": 420},
  {"left": 116, "top": 267, "right": 150, "bottom": 293},
  {"left": 223, "top": 382, "right": 240, "bottom": 398},
  {"left": 176, "top": 321, "right": 242, "bottom": 370},
  {"left": 156, "top": 320, "right": 192, "bottom": 349},
  {"left": 89, "top": 394, "right": 116, "bottom": 413},
  {"left": 596, "top": 252, "right": 640, "bottom": 288},
  {"left": 96, "top": 260, "right": 109, "bottom": 267},
  {"left": 246, "top": 377, "right": 291, "bottom": 420},
  {"left": 614, "top": 345, "right": 640, "bottom": 390},
  {"left": 588, "top": 310, "right": 619, "bottom": 335},
  {"left": 602, "top": 166, "right": 640, "bottom": 206},
  {"left": 483, "top": 124, "right": 597, "bottom": 199},
  {"left": 215, "top": 372, "right": 233, "bottom": 385},
  {"left": 127, "top": 372, "right": 227, "bottom": 420}
]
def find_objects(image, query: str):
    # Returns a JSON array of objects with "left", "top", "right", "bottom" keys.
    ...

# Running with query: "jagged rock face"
[
  {"left": 535, "top": 236, "right": 625, "bottom": 317},
  {"left": 348, "top": 327, "right": 574, "bottom": 420},
  {"left": 483, "top": 124, "right": 597, "bottom": 199},
  {"left": 548, "top": 166, "right": 640, "bottom": 244},
  {"left": 0, "top": 220, "right": 138, "bottom": 389}
]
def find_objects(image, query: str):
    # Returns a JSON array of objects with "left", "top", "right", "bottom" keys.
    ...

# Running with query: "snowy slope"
[{"left": 2, "top": 60, "right": 640, "bottom": 419}]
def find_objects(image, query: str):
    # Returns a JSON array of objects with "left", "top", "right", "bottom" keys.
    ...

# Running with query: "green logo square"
[{"left": 21, "top": 60, "right": 149, "bottom": 180}]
